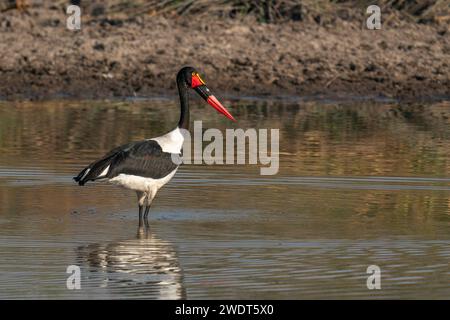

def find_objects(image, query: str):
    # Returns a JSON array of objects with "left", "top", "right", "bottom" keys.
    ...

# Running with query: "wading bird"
[{"left": 74, "top": 67, "right": 235, "bottom": 223}]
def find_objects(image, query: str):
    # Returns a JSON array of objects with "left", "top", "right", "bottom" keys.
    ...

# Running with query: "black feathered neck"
[{"left": 176, "top": 68, "right": 193, "bottom": 130}]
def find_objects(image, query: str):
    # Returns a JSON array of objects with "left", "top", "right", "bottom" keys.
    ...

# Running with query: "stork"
[{"left": 74, "top": 66, "right": 235, "bottom": 223}]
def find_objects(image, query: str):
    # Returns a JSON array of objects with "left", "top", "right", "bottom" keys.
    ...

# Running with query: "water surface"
[{"left": 0, "top": 99, "right": 449, "bottom": 299}]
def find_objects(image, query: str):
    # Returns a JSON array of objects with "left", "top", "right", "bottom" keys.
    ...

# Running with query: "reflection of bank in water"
[{"left": 76, "top": 225, "right": 186, "bottom": 299}]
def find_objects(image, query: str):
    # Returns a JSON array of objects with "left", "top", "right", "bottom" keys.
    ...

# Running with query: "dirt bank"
[{"left": 0, "top": 3, "right": 448, "bottom": 100}]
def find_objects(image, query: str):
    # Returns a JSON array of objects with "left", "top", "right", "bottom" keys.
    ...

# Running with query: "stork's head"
[{"left": 177, "top": 67, "right": 236, "bottom": 121}]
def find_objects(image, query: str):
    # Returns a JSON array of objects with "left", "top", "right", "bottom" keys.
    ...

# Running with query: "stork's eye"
[{"left": 191, "top": 72, "right": 205, "bottom": 88}]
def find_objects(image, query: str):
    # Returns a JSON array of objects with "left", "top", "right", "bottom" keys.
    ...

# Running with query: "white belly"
[{"left": 108, "top": 168, "right": 178, "bottom": 193}]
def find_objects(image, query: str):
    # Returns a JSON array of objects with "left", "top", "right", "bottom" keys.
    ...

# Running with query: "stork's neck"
[{"left": 177, "top": 78, "right": 190, "bottom": 130}]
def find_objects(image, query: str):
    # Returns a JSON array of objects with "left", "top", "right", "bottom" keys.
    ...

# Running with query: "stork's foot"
[{"left": 137, "top": 220, "right": 150, "bottom": 238}]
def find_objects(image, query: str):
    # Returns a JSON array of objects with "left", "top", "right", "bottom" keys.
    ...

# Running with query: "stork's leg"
[
  {"left": 143, "top": 205, "right": 151, "bottom": 220},
  {"left": 144, "top": 208, "right": 150, "bottom": 228},
  {"left": 143, "top": 191, "right": 156, "bottom": 223},
  {"left": 136, "top": 191, "right": 146, "bottom": 225},
  {"left": 138, "top": 205, "right": 143, "bottom": 221}
]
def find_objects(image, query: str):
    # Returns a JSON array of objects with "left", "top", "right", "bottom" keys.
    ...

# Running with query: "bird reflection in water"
[{"left": 76, "top": 223, "right": 186, "bottom": 299}]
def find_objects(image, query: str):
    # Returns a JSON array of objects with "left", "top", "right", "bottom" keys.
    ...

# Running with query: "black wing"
[{"left": 74, "top": 140, "right": 181, "bottom": 186}]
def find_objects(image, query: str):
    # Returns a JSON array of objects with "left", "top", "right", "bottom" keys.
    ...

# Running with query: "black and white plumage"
[{"left": 74, "top": 66, "right": 235, "bottom": 223}]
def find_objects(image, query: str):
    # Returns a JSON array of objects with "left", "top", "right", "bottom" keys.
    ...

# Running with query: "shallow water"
[{"left": 0, "top": 98, "right": 449, "bottom": 299}]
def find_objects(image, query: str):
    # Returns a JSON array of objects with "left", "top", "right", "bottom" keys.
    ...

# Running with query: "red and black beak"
[{"left": 192, "top": 73, "right": 236, "bottom": 122}]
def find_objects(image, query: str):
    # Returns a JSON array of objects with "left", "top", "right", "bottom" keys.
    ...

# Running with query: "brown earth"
[{"left": 0, "top": 4, "right": 449, "bottom": 100}]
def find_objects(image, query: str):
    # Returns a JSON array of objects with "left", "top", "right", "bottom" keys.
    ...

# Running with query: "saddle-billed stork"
[{"left": 74, "top": 66, "right": 235, "bottom": 222}]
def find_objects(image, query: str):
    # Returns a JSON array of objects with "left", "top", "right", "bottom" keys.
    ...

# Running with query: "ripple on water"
[{"left": 1, "top": 100, "right": 450, "bottom": 299}]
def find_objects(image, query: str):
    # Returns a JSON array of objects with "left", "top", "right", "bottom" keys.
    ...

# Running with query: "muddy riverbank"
[{"left": 0, "top": 3, "right": 448, "bottom": 100}]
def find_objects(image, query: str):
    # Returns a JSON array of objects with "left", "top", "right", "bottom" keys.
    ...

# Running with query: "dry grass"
[{"left": 3, "top": 0, "right": 448, "bottom": 24}]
